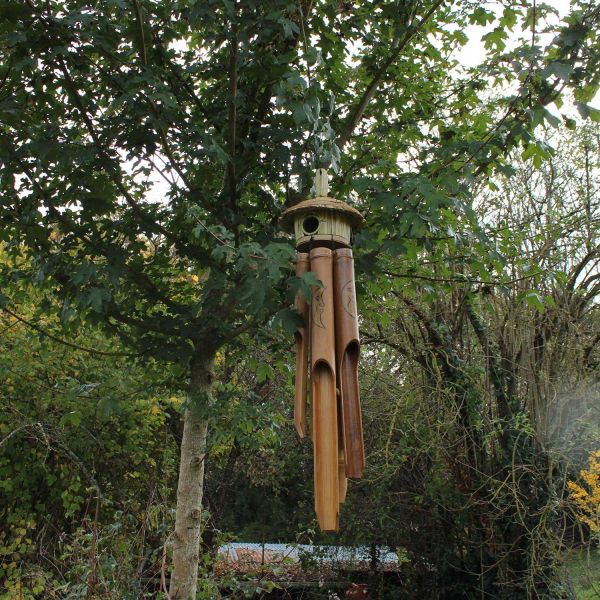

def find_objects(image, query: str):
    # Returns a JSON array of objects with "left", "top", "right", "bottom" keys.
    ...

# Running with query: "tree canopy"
[
  {"left": 1, "top": 0, "right": 600, "bottom": 598},
  {"left": 1, "top": 0, "right": 599, "bottom": 359}
]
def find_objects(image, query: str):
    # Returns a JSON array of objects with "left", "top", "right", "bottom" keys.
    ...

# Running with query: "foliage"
[
  {"left": 568, "top": 450, "right": 600, "bottom": 535},
  {"left": 202, "top": 339, "right": 315, "bottom": 542},
  {"left": 331, "top": 125, "right": 600, "bottom": 598},
  {"left": 2, "top": 123, "right": 600, "bottom": 597},
  {"left": 0, "top": 0, "right": 598, "bottom": 364},
  {"left": 0, "top": 302, "right": 182, "bottom": 598},
  {"left": 1, "top": 0, "right": 600, "bottom": 597}
]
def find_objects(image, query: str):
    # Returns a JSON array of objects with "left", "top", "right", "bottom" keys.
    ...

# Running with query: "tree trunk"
[{"left": 169, "top": 352, "right": 214, "bottom": 599}]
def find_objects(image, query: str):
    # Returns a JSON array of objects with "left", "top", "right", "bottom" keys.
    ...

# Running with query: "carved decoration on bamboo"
[{"left": 280, "top": 169, "right": 365, "bottom": 532}]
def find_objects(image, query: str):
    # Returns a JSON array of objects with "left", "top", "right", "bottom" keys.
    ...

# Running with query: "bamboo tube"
[
  {"left": 309, "top": 247, "right": 339, "bottom": 532},
  {"left": 294, "top": 253, "right": 310, "bottom": 438},
  {"left": 333, "top": 248, "right": 365, "bottom": 478},
  {"left": 338, "top": 397, "right": 348, "bottom": 503},
  {"left": 338, "top": 447, "right": 348, "bottom": 503}
]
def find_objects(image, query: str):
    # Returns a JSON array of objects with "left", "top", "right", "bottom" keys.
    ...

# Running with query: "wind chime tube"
[
  {"left": 309, "top": 247, "right": 339, "bottom": 532},
  {"left": 337, "top": 390, "right": 348, "bottom": 504},
  {"left": 333, "top": 248, "right": 365, "bottom": 478},
  {"left": 338, "top": 451, "right": 348, "bottom": 502},
  {"left": 294, "top": 252, "right": 310, "bottom": 438}
]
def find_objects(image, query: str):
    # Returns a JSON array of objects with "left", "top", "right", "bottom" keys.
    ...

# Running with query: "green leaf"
[
  {"left": 256, "top": 362, "right": 274, "bottom": 383},
  {"left": 85, "top": 287, "right": 110, "bottom": 313},
  {"left": 575, "top": 102, "right": 600, "bottom": 122},
  {"left": 499, "top": 7, "right": 518, "bottom": 30},
  {"left": 470, "top": 7, "right": 495, "bottom": 25},
  {"left": 300, "top": 271, "right": 323, "bottom": 289},
  {"left": 481, "top": 28, "right": 507, "bottom": 51},
  {"left": 278, "top": 17, "right": 300, "bottom": 38},
  {"left": 239, "top": 276, "right": 266, "bottom": 312},
  {"left": 522, "top": 291, "right": 545, "bottom": 312},
  {"left": 542, "top": 109, "right": 560, "bottom": 128},
  {"left": 59, "top": 411, "right": 82, "bottom": 427},
  {"left": 273, "top": 308, "right": 303, "bottom": 336},
  {"left": 547, "top": 61, "right": 573, "bottom": 82}
]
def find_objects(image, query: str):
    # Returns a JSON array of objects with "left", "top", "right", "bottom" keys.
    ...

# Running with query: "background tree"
[
  {"left": 0, "top": 290, "right": 183, "bottom": 598},
  {"left": 348, "top": 124, "right": 600, "bottom": 597},
  {"left": 1, "top": 1, "right": 599, "bottom": 597}
]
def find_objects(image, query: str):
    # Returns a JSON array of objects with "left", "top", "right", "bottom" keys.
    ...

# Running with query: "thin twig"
[{"left": 161, "top": 535, "right": 172, "bottom": 599}]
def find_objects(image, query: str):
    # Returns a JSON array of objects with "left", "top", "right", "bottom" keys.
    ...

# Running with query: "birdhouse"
[{"left": 280, "top": 169, "right": 365, "bottom": 251}]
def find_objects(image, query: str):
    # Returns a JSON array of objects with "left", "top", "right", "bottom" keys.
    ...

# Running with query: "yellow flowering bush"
[{"left": 568, "top": 450, "right": 600, "bottom": 533}]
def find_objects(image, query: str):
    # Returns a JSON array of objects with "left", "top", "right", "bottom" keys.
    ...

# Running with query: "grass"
[{"left": 568, "top": 547, "right": 600, "bottom": 599}]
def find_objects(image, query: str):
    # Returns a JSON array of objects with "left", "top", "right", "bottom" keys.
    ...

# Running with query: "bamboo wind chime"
[{"left": 281, "top": 170, "right": 366, "bottom": 532}]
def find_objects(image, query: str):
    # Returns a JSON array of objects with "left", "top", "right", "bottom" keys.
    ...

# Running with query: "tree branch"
[
  {"left": 337, "top": 0, "right": 446, "bottom": 147},
  {"left": 1, "top": 306, "right": 134, "bottom": 357},
  {"left": 132, "top": 0, "right": 147, "bottom": 65}
]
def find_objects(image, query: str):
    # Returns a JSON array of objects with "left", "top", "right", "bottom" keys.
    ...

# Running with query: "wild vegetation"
[{"left": 1, "top": 0, "right": 600, "bottom": 598}]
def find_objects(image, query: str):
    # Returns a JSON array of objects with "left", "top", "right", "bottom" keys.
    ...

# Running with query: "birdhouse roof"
[{"left": 279, "top": 196, "right": 365, "bottom": 233}]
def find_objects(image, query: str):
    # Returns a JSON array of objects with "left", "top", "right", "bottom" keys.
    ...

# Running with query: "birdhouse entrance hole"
[{"left": 302, "top": 216, "right": 320, "bottom": 235}]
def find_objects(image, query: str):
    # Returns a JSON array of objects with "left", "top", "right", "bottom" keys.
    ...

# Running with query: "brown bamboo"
[
  {"left": 333, "top": 248, "right": 365, "bottom": 478},
  {"left": 338, "top": 423, "right": 348, "bottom": 502},
  {"left": 337, "top": 388, "right": 348, "bottom": 503},
  {"left": 309, "top": 247, "right": 339, "bottom": 531},
  {"left": 294, "top": 252, "right": 310, "bottom": 438},
  {"left": 338, "top": 448, "right": 348, "bottom": 503}
]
